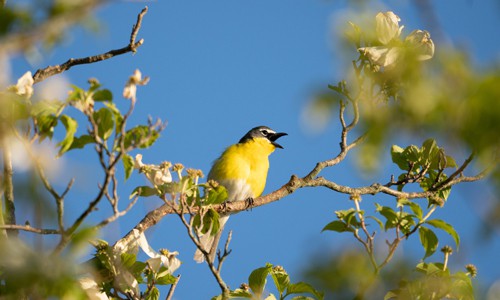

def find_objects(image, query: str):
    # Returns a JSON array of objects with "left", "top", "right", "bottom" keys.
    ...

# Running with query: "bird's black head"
[{"left": 239, "top": 126, "right": 288, "bottom": 149}]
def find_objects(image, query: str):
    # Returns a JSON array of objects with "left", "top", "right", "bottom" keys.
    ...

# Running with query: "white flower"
[
  {"left": 123, "top": 69, "right": 150, "bottom": 100},
  {"left": 80, "top": 277, "right": 109, "bottom": 300},
  {"left": 115, "top": 229, "right": 181, "bottom": 274},
  {"left": 358, "top": 12, "right": 434, "bottom": 69},
  {"left": 15, "top": 71, "right": 34, "bottom": 98},
  {"left": 376, "top": 11, "right": 404, "bottom": 45},
  {"left": 358, "top": 46, "right": 401, "bottom": 69},
  {"left": 405, "top": 30, "right": 435, "bottom": 61},
  {"left": 153, "top": 165, "right": 172, "bottom": 185},
  {"left": 133, "top": 154, "right": 172, "bottom": 186}
]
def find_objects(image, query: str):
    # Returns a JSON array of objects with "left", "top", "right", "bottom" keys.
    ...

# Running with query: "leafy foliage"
[{"left": 213, "top": 263, "right": 323, "bottom": 300}]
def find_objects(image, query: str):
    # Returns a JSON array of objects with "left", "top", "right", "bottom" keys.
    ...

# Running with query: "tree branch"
[
  {"left": 0, "top": 224, "right": 60, "bottom": 235},
  {"left": 166, "top": 275, "right": 181, "bottom": 300},
  {"left": 1, "top": 141, "right": 17, "bottom": 237},
  {"left": 32, "top": 6, "right": 148, "bottom": 84}
]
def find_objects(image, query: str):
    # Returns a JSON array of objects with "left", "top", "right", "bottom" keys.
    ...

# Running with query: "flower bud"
[
  {"left": 441, "top": 245, "right": 453, "bottom": 255},
  {"left": 239, "top": 283, "right": 250, "bottom": 292},
  {"left": 465, "top": 264, "right": 477, "bottom": 278}
]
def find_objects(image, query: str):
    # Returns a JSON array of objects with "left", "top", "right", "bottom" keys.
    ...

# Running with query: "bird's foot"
[{"left": 244, "top": 197, "right": 255, "bottom": 210}]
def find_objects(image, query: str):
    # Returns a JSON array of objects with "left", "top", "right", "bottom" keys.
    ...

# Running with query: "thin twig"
[
  {"left": 32, "top": 6, "right": 148, "bottom": 84},
  {"left": 96, "top": 194, "right": 140, "bottom": 228},
  {"left": 166, "top": 275, "right": 181, "bottom": 300},
  {"left": 217, "top": 231, "right": 233, "bottom": 272},
  {"left": 171, "top": 198, "right": 229, "bottom": 296},
  {"left": 0, "top": 224, "right": 60, "bottom": 234}
]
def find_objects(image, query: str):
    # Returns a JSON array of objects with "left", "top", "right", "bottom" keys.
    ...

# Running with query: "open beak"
[{"left": 269, "top": 132, "right": 288, "bottom": 149}]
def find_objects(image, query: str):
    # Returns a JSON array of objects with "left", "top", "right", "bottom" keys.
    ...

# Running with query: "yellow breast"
[{"left": 208, "top": 138, "right": 276, "bottom": 199}]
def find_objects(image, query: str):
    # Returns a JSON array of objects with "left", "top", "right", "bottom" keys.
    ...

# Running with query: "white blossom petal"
[
  {"left": 15, "top": 71, "right": 34, "bottom": 98},
  {"left": 122, "top": 83, "right": 137, "bottom": 100},
  {"left": 133, "top": 154, "right": 144, "bottom": 169},
  {"left": 123, "top": 69, "right": 149, "bottom": 100},
  {"left": 147, "top": 256, "right": 163, "bottom": 273},
  {"left": 134, "top": 229, "right": 160, "bottom": 258},
  {"left": 405, "top": 30, "right": 435, "bottom": 60},
  {"left": 359, "top": 46, "right": 401, "bottom": 68},
  {"left": 80, "top": 277, "right": 109, "bottom": 300},
  {"left": 376, "top": 11, "right": 403, "bottom": 44}
]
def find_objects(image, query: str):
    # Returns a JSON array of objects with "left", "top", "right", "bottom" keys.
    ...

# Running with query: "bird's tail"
[{"left": 194, "top": 215, "right": 229, "bottom": 263}]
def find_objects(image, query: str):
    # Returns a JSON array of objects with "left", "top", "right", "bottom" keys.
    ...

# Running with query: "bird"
[{"left": 194, "top": 126, "right": 287, "bottom": 263}]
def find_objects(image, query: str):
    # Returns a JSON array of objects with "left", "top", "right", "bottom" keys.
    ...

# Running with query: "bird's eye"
[{"left": 260, "top": 129, "right": 269, "bottom": 136}]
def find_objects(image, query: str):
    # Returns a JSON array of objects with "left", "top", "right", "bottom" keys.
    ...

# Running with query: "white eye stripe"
[{"left": 260, "top": 129, "right": 275, "bottom": 136}]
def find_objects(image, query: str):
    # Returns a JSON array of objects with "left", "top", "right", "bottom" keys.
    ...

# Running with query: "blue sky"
[{"left": 8, "top": 0, "right": 500, "bottom": 298}]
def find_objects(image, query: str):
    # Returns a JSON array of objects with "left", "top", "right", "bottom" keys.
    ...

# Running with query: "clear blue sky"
[{"left": 9, "top": 0, "right": 500, "bottom": 298}]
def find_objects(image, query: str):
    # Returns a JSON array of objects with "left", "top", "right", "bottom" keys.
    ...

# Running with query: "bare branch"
[
  {"left": 96, "top": 194, "right": 140, "bottom": 228},
  {"left": 32, "top": 6, "right": 148, "bottom": 84},
  {"left": 166, "top": 275, "right": 181, "bottom": 300},
  {"left": 0, "top": 224, "right": 60, "bottom": 235},
  {"left": 1, "top": 141, "right": 17, "bottom": 237},
  {"left": 217, "top": 231, "right": 233, "bottom": 273}
]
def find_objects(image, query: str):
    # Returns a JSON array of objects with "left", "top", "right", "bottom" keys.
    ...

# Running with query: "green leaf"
[
  {"left": 422, "top": 139, "right": 438, "bottom": 162},
  {"left": 67, "top": 85, "right": 85, "bottom": 102},
  {"left": 445, "top": 155, "right": 457, "bottom": 168},
  {"left": 228, "top": 289, "right": 252, "bottom": 298},
  {"left": 130, "top": 186, "right": 159, "bottom": 198},
  {"left": 145, "top": 286, "right": 159, "bottom": 300},
  {"left": 391, "top": 145, "right": 408, "bottom": 170},
  {"left": 398, "top": 199, "right": 423, "bottom": 220},
  {"left": 439, "top": 186, "right": 451, "bottom": 202},
  {"left": 248, "top": 264, "right": 272, "bottom": 298},
  {"left": 36, "top": 114, "right": 58, "bottom": 141},
  {"left": 375, "top": 204, "right": 398, "bottom": 230},
  {"left": 93, "top": 89, "right": 113, "bottom": 102},
  {"left": 124, "top": 125, "right": 160, "bottom": 149},
  {"left": 205, "top": 185, "right": 228, "bottom": 205},
  {"left": 121, "top": 252, "right": 137, "bottom": 269},
  {"left": 194, "top": 209, "right": 221, "bottom": 236},
  {"left": 270, "top": 267, "right": 290, "bottom": 297},
  {"left": 450, "top": 272, "right": 474, "bottom": 299},
  {"left": 286, "top": 282, "right": 324, "bottom": 300},
  {"left": 93, "top": 107, "right": 114, "bottom": 140},
  {"left": 398, "top": 211, "right": 416, "bottom": 235},
  {"left": 404, "top": 145, "right": 421, "bottom": 165},
  {"left": 130, "top": 261, "right": 147, "bottom": 279},
  {"left": 57, "top": 115, "right": 78, "bottom": 156},
  {"left": 205, "top": 208, "right": 221, "bottom": 236},
  {"left": 334, "top": 208, "right": 361, "bottom": 227},
  {"left": 367, "top": 216, "right": 384, "bottom": 230},
  {"left": 321, "top": 220, "right": 352, "bottom": 233},
  {"left": 31, "top": 99, "right": 65, "bottom": 116},
  {"left": 103, "top": 102, "right": 124, "bottom": 136},
  {"left": 156, "top": 273, "right": 177, "bottom": 285},
  {"left": 122, "top": 153, "right": 134, "bottom": 181},
  {"left": 419, "top": 226, "right": 439, "bottom": 259},
  {"left": 68, "top": 134, "right": 94, "bottom": 151},
  {"left": 426, "top": 219, "right": 460, "bottom": 249}
]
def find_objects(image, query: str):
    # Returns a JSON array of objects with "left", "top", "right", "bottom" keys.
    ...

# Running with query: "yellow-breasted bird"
[{"left": 194, "top": 126, "right": 287, "bottom": 263}]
